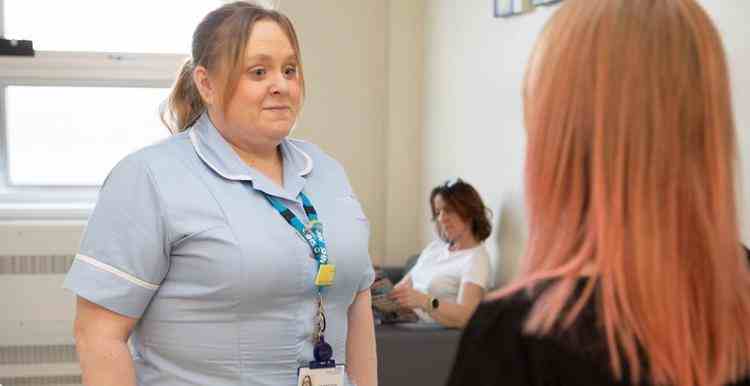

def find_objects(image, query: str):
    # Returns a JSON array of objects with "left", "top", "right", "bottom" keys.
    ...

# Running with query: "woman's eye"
[
  {"left": 250, "top": 68, "right": 266, "bottom": 77},
  {"left": 284, "top": 66, "right": 297, "bottom": 77}
]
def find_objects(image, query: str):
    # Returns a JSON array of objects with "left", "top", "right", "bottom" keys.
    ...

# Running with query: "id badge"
[{"left": 297, "top": 364, "right": 346, "bottom": 386}]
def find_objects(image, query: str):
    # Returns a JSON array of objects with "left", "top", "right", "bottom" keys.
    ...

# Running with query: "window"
[
  {"left": 6, "top": 1, "right": 213, "bottom": 54},
  {"left": 0, "top": 1, "right": 222, "bottom": 219},
  {"left": 6, "top": 86, "right": 170, "bottom": 186}
]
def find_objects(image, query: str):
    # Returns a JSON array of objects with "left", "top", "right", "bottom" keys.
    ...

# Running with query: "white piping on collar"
[
  {"left": 189, "top": 129, "right": 314, "bottom": 179},
  {"left": 189, "top": 129, "right": 255, "bottom": 181},
  {"left": 286, "top": 138, "right": 314, "bottom": 176}
]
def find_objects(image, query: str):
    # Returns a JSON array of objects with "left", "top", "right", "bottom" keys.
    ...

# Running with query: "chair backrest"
[{"left": 403, "top": 253, "right": 420, "bottom": 275}]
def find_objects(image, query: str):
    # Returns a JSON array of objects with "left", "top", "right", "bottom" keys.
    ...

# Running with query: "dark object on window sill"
[{"left": 0, "top": 38, "right": 34, "bottom": 56}]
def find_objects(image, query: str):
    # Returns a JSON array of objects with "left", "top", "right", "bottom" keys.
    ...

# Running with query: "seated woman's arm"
[
  {"left": 73, "top": 297, "right": 138, "bottom": 386},
  {"left": 426, "top": 282, "right": 484, "bottom": 328},
  {"left": 390, "top": 282, "right": 485, "bottom": 328}
]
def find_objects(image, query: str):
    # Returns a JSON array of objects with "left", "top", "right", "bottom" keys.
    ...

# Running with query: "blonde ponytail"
[{"left": 161, "top": 59, "right": 204, "bottom": 133}]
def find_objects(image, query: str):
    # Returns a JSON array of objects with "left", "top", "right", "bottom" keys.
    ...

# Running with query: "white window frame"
[{"left": 0, "top": 1, "right": 189, "bottom": 220}]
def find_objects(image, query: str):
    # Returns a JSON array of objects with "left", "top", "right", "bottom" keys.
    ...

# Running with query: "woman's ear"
[{"left": 192, "top": 65, "right": 216, "bottom": 107}]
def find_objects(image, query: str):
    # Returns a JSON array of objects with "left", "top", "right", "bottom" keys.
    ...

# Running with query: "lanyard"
[
  {"left": 263, "top": 192, "right": 333, "bottom": 291},
  {"left": 264, "top": 191, "right": 336, "bottom": 363},
  {"left": 264, "top": 191, "right": 337, "bottom": 366},
  {"left": 264, "top": 192, "right": 328, "bottom": 264}
]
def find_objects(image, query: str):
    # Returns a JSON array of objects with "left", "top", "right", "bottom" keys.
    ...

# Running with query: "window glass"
[
  {"left": 5, "top": 1, "right": 219, "bottom": 54},
  {"left": 6, "top": 86, "right": 171, "bottom": 186}
]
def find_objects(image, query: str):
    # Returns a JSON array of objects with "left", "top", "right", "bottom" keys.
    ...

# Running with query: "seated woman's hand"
[
  {"left": 393, "top": 276, "right": 413, "bottom": 290},
  {"left": 389, "top": 285, "right": 430, "bottom": 310}
]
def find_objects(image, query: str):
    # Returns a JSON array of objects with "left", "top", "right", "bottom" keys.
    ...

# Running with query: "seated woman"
[{"left": 389, "top": 178, "right": 492, "bottom": 328}]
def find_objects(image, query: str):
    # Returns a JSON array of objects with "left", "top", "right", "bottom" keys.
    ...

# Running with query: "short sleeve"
[
  {"left": 357, "top": 262, "right": 376, "bottom": 292},
  {"left": 63, "top": 155, "right": 171, "bottom": 318},
  {"left": 461, "top": 246, "right": 491, "bottom": 289}
]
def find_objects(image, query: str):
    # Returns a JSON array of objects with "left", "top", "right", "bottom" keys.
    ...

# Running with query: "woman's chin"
[{"left": 259, "top": 123, "right": 293, "bottom": 141}]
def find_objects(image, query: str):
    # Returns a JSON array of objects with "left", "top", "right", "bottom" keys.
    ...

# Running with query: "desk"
[{"left": 375, "top": 323, "right": 463, "bottom": 386}]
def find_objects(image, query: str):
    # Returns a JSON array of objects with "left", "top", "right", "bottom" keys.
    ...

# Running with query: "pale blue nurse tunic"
[{"left": 63, "top": 113, "right": 375, "bottom": 386}]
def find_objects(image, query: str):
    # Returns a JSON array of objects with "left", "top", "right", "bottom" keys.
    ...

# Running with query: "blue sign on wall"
[{"left": 494, "top": 0, "right": 562, "bottom": 18}]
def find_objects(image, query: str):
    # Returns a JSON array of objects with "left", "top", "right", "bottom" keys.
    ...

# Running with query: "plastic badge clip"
[{"left": 311, "top": 336, "right": 336, "bottom": 369}]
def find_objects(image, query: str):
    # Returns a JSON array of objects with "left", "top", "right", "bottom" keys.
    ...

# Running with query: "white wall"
[
  {"left": 284, "top": 1, "right": 389, "bottom": 260},
  {"left": 701, "top": 0, "right": 750, "bottom": 246},
  {"left": 286, "top": 0, "right": 425, "bottom": 265},
  {"left": 384, "top": 0, "right": 425, "bottom": 266},
  {"left": 287, "top": 0, "right": 426, "bottom": 265},
  {"left": 422, "top": 0, "right": 750, "bottom": 286}
]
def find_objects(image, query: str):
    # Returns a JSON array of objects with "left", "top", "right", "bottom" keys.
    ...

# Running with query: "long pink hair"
[{"left": 498, "top": 0, "right": 750, "bottom": 384}]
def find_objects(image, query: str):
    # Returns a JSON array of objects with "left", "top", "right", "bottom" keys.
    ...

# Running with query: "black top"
[{"left": 446, "top": 246, "right": 750, "bottom": 386}]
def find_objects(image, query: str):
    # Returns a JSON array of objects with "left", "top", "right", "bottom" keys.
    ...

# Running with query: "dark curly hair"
[{"left": 429, "top": 178, "right": 492, "bottom": 242}]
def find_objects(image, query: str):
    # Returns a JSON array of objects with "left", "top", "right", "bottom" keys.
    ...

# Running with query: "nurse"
[{"left": 63, "top": 2, "right": 377, "bottom": 386}]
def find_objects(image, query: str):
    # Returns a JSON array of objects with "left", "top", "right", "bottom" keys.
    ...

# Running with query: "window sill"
[
  {"left": 0, "top": 202, "right": 94, "bottom": 221},
  {"left": 0, "top": 50, "right": 187, "bottom": 87}
]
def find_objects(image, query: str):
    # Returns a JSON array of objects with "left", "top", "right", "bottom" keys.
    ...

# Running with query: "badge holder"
[
  {"left": 298, "top": 339, "right": 345, "bottom": 385},
  {"left": 311, "top": 295, "right": 336, "bottom": 369},
  {"left": 298, "top": 296, "right": 345, "bottom": 386}
]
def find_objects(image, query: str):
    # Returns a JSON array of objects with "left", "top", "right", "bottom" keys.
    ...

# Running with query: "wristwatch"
[{"left": 425, "top": 296, "right": 440, "bottom": 312}]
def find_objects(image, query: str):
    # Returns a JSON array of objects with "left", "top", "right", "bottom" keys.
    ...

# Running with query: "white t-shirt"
[{"left": 408, "top": 240, "right": 491, "bottom": 321}]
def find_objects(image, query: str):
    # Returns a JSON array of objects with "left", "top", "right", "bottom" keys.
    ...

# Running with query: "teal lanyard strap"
[{"left": 264, "top": 192, "right": 329, "bottom": 267}]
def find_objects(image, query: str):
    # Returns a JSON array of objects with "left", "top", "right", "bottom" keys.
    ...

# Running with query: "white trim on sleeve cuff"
[{"left": 74, "top": 254, "right": 160, "bottom": 291}]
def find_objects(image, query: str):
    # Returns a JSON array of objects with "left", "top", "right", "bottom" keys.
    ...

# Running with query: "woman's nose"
[{"left": 269, "top": 73, "right": 289, "bottom": 95}]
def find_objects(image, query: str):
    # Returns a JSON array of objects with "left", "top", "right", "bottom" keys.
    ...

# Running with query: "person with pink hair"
[{"left": 447, "top": 0, "right": 750, "bottom": 385}]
